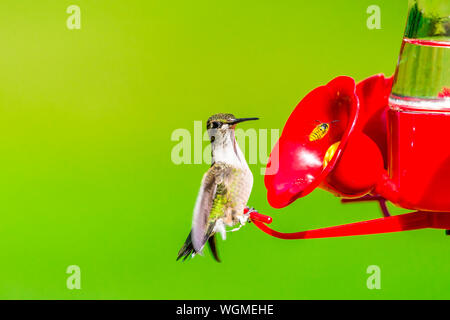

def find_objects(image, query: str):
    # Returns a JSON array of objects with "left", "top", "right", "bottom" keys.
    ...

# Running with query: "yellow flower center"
[{"left": 323, "top": 142, "right": 340, "bottom": 169}]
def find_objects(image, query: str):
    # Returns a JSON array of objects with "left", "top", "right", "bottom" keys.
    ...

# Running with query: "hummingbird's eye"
[{"left": 211, "top": 121, "right": 221, "bottom": 129}]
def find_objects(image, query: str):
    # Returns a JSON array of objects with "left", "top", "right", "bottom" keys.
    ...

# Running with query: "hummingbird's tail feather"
[
  {"left": 208, "top": 234, "right": 221, "bottom": 262},
  {"left": 177, "top": 226, "right": 220, "bottom": 262},
  {"left": 177, "top": 231, "right": 196, "bottom": 261}
]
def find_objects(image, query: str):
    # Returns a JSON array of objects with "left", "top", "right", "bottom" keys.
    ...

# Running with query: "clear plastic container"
[{"left": 388, "top": 0, "right": 450, "bottom": 211}]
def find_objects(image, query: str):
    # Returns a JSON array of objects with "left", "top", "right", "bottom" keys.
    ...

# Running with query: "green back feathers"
[{"left": 209, "top": 183, "right": 228, "bottom": 221}]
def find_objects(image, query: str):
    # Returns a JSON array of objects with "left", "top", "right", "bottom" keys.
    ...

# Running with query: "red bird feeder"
[{"left": 249, "top": 1, "right": 450, "bottom": 239}]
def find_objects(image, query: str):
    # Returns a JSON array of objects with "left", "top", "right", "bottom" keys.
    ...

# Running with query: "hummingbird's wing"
[
  {"left": 176, "top": 171, "right": 218, "bottom": 262},
  {"left": 191, "top": 163, "right": 232, "bottom": 254}
]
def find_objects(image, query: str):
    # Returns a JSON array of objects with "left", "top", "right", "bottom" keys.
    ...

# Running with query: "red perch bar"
[{"left": 249, "top": 211, "right": 450, "bottom": 240}]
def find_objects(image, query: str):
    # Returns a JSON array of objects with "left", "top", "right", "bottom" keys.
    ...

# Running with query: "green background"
[{"left": 0, "top": 0, "right": 448, "bottom": 299}]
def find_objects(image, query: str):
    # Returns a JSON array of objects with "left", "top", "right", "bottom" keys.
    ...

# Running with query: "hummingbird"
[{"left": 177, "top": 113, "right": 258, "bottom": 262}]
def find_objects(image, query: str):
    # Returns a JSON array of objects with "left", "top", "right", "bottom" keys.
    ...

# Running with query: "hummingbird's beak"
[{"left": 228, "top": 117, "right": 259, "bottom": 125}]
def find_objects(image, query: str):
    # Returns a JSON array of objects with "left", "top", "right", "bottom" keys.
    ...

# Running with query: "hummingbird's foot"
[
  {"left": 229, "top": 209, "right": 252, "bottom": 232},
  {"left": 244, "top": 207, "right": 256, "bottom": 214}
]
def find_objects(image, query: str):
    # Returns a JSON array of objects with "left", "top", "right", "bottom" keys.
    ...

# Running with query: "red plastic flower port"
[{"left": 264, "top": 74, "right": 393, "bottom": 209}]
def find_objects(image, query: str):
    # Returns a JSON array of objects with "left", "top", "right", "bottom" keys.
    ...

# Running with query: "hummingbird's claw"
[
  {"left": 244, "top": 207, "right": 256, "bottom": 214},
  {"left": 229, "top": 210, "right": 251, "bottom": 232}
]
